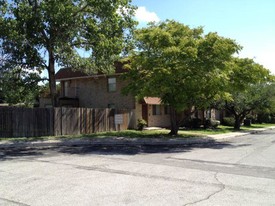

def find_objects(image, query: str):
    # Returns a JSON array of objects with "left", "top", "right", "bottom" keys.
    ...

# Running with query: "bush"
[
  {"left": 137, "top": 119, "right": 147, "bottom": 131},
  {"left": 222, "top": 117, "right": 235, "bottom": 126},
  {"left": 256, "top": 113, "right": 275, "bottom": 124},
  {"left": 204, "top": 119, "right": 220, "bottom": 129},
  {"left": 183, "top": 118, "right": 202, "bottom": 129},
  {"left": 246, "top": 114, "right": 256, "bottom": 124},
  {"left": 270, "top": 114, "right": 275, "bottom": 123}
]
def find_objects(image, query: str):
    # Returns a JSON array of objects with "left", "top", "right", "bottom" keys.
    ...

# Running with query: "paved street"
[{"left": 1, "top": 130, "right": 275, "bottom": 206}]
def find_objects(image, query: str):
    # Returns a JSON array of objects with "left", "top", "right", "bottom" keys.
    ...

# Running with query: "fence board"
[{"left": 0, "top": 108, "right": 13, "bottom": 137}]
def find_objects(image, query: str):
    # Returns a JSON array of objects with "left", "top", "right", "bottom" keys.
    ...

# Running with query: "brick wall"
[
  {"left": 147, "top": 105, "right": 171, "bottom": 128},
  {"left": 63, "top": 76, "right": 136, "bottom": 110}
]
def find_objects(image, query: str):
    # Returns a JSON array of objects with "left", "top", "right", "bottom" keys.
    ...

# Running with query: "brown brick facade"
[
  {"left": 134, "top": 102, "right": 171, "bottom": 128},
  {"left": 147, "top": 105, "right": 170, "bottom": 127},
  {"left": 62, "top": 76, "right": 135, "bottom": 110}
]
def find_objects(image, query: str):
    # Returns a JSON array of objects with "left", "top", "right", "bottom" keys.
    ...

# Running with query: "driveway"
[{"left": 1, "top": 130, "right": 275, "bottom": 205}]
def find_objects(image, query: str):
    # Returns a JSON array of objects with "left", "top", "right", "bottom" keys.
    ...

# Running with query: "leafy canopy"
[
  {"left": 123, "top": 20, "right": 241, "bottom": 111},
  {"left": 0, "top": 0, "right": 136, "bottom": 105},
  {"left": 0, "top": 67, "right": 41, "bottom": 106},
  {"left": 223, "top": 58, "right": 274, "bottom": 115}
]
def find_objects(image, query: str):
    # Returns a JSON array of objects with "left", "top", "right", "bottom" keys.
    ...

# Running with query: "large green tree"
[
  {"left": 123, "top": 20, "right": 240, "bottom": 135},
  {"left": 0, "top": 0, "right": 136, "bottom": 106},
  {"left": 221, "top": 58, "right": 274, "bottom": 130}
]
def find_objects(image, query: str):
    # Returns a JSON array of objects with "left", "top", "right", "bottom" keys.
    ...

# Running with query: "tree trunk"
[
  {"left": 48, "top": 50, "right": 57, "bottom": 107},
  {"left": 169, "top": 107, "right": 179, "bottom": 136},
  {"left": 234, "top": 115, "right": 241, "bottom": 130}
]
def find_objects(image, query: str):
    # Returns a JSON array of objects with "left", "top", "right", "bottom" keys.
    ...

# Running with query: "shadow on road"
[
  {"left": 0, "top": 140, "right": 252, "bottom": 160},
  {"left": 0, "top": 148, "right": 45, "bottom": 160}
]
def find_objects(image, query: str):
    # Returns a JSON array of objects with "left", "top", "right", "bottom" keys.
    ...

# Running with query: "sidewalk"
[{"left": 0, "top": 127, "right": 274, "bottom": 149}]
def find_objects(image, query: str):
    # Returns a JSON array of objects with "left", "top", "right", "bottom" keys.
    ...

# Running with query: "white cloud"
[
  {"left": 238, "top": 48, "right": 275, "bottom": 75},
  {"left": 255, "top": 51, "right": 275, "bottom": 75},
  {"left": 135, "top": 6, "right": 160, "bottom": 23}
]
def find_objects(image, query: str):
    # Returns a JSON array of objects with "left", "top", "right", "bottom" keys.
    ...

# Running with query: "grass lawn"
[
  {"left": 0, "top": 123, "right": 274, "bottom": 142},
  {"left": 242, "top": 123, "right": 275, "bottom": 129}
]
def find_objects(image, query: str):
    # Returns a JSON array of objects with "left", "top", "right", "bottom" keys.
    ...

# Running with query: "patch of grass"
[
  {"left": 242, "top": 123, "right": 275, "bottom": 129},
  {"left": 178, "top": 126, "right": 235, "bottom": 136}
]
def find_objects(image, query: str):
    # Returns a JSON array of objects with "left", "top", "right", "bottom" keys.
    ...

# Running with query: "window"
[
  {"left": 64, "top": 81, "right": 70, "bottom": 97},
  {"left": 108, "top": 77, "right": 116, "bottom": 92},
  {"left": 152, "top": 105, "right": 161, "bottom": 115}
]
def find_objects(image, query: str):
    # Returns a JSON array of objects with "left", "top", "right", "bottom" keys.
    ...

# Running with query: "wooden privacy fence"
[{"left": 0, "top": 107, "right": 134, "bottom": 138}]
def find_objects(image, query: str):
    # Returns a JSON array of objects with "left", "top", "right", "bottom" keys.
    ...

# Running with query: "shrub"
[
  {"left": 246, "top": 114, "right": 256, "bottom": 124},
  {"left": 137, "top": 119, "right": 147, "bottom": 131},
  {"left": 256, "top": 113, "right": 275, "bottom": 124},
  {"left": 270, "top": 114, "right": 275, "bottom": 123},
  {"left": 204, "top": 119, "right": 220, "bottom": 129},
  {"left": 183, "top": 118, "right": 202, "bottom": 129},
  {"left": 222, "top": 117, "right": 235, "bottom": 126}
]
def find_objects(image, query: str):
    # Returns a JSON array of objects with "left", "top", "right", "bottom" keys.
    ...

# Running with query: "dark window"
[{"left": 152, "top": 105, "right": 161, "bottom": 115}]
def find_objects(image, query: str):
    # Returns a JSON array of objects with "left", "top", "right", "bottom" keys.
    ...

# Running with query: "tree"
[
  {"left": 123, "top": 20, "right": 241, "bottom": 135},
  {"left": 221, "top": 58, "right": 274, "bottom": 130},
  {"left": 0, "top": 67, "right": 41, "bottom": 106},
  {"left": 0, "top": 0, "right": 136, "bottom": 106}
]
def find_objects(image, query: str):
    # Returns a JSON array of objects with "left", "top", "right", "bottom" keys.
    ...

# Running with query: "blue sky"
[{"left": 132, "top": 0, "right": 275, "bottom": 74}]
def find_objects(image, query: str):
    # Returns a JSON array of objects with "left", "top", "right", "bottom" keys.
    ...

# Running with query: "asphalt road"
[{"left": 1, "top": 130, "right": 275, "bottom": 206}]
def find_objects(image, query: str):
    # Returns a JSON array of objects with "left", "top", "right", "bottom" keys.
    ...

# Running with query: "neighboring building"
[{"left": 55, "top": 63, "right": 171, "bottom": 128}]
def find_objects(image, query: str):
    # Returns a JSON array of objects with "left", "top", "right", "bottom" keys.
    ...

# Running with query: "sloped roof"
[
  {"left": 55, "top": 69, "right": 88, "bottom": 80},
  {"left": 143, "top": 97, "right": 162, "bottom": 105},
  {"left": 55, "top": 61, "right": 128, "bottom": 81}
]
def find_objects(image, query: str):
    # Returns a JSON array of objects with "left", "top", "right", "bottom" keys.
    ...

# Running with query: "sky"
[{"left": 132, "top": 0, "right": 275, "bottom": 74}]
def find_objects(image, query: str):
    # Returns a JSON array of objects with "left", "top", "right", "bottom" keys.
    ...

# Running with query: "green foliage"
[
  {"left": 123, "top": 20, "right": 240, "bottom": 134},
  {"left": 0, "top": 0, "right": 137, "bottom": 105},
  {"left": 257, "top": 113, "right": 275, "bottom": 124},
  {"left": 0, "top": 67, "right": 41, "bottom": 106},
  {"left": 182, "top": 118, "right": 202, "bottom": 129},
  {"left": 124, "top": 21, "right": 240, "bottom": 109},
  {"left": 137, "top": 118, "right": 147, "bottom": 131},
  {"left": 216, "top": 57, "right": 275, "bottom": 129},
  {"left": 39, "top": 83, "right": 61, "bottom": 98},
  {"left": 204, "top": 119, "right": 220, "bottom": 129},
  {"left": 222, "top": 117, "right": 235, "bottom": 126}
]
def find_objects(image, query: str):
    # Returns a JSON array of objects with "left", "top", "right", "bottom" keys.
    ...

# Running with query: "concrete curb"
[
  {"left": 0, "top": 137, "right": 215, "bottom": 149},
  {"left": 0, "top": 127, "right": 274, "bottom": 150}
]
